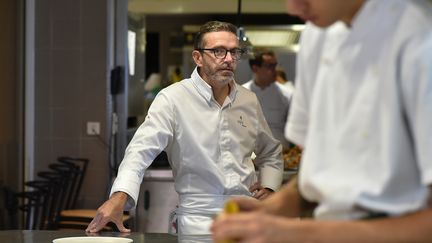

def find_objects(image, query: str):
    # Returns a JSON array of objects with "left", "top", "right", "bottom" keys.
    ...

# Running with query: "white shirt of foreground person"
[
  {"left": 243, "top": 80, "right": 292, "bottom": 148},
  {"left": 111, "top": 67, "right": 283, "bottom": 234},
  {"left": 286, "top": 0, "right": 432, "bottom": 220}
]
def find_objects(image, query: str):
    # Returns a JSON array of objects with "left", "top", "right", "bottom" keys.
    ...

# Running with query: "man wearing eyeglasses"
[
  {"left": 86, "top": 21, "right": 283, "bottom": 236},
  {"left": 243, "top": 48, "right": 293, "bottom": 149}
]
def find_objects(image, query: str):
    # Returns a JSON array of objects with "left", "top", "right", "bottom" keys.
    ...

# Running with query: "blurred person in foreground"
[
  {"left": 243, "top": 48, "right": 293, "bottom": 149},
  {"left": 212, "top": 0, "right": 432, "bottom": 242},
  {"left": 86, "top": 21, "right": 283, "bottom": 235}
]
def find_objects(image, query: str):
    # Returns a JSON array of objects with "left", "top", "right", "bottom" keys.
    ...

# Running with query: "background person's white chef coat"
[
  {"left": 286, "top": 0, "right": 432, "bottom": 219},
  {"left": 111, "top": 67, "right": 283, "bottom": 234},
  {"left": 243, "top": 80, "right": 292, "bottom": 148}
]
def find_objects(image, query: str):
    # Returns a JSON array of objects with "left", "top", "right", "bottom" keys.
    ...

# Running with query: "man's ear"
[{"left": 192, "top": 50, "right": 203, "bottom": 67}]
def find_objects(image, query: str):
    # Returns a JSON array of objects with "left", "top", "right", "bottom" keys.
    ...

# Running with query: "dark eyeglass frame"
[{"left": 196, "top": 47, "right": 245, "bottom": 60}]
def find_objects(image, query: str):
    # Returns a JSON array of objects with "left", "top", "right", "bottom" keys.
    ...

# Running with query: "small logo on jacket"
[{"left": 237, "top": 116, "right": 247, "bottom": 127}]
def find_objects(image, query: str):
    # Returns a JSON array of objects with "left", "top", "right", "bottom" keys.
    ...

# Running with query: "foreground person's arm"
[{"left": 212, "top": 187, "right": 432, "bottom": 243}]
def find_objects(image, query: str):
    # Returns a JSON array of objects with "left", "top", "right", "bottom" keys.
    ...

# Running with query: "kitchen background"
[{"left": 0, "top": 0, "right": 303, "bottom": 230}]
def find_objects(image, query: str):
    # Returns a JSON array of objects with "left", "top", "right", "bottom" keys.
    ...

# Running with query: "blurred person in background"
[
  {"left": 276, "top": 67, "right": 295, "bottom": 94},
  {"left": 86, "top": 20, "right": 283, "bottom": 236},
  {"left": 243, "top": 48, "right": 293, "bottom": 149},
  {"left": 212, "top": 0, "right": 432, "bottom": 242},
  {"left": 275, "top": 67, "right": 288, "bottom": 85}
]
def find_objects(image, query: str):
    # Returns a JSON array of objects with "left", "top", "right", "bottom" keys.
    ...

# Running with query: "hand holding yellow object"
[
  {"left": 217, "top": 200, "right": 240, "bottom": 243},
  {"left": 224, "top": 200, "right": 240, "bottom": 214}
]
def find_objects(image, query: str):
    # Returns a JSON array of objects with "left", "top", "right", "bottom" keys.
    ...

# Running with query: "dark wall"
[
  {"left": 34, "top": 0, "right": 111, "bottom": 208},
  {"left": 0, "top": 0, "right": 21, "bottom": 192}
]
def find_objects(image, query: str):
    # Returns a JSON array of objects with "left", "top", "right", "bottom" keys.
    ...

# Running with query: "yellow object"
[
  {"left": 224, "top": 200, "right": 240, "bottom": 214},
  {"left": 217, "top": 200, "right": 240, "bottom": 243}
]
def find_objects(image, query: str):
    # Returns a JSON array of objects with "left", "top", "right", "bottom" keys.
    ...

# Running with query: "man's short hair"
[
  {"left": 249, "top": 48, "right": 276, "bottom": 68},
  {"left": 193, "top": 21, "right": 238, "bottom": 50}
]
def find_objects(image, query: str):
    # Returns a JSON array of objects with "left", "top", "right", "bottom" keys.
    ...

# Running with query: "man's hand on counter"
[
  {"left": 249, "top": 182, "right": 274, "bottom": 200},
  {"left": 85, "top": 191, "right": 131, "bottom": 233}
]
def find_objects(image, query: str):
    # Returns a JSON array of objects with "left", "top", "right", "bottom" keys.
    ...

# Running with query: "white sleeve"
[
  {"left": 401, "top": 32, "right": 432, "bottom": 186},
  {"left": 285, "top": 23, "right": 324, "bottom": 147},
  {"left": 110, "top": 91, "right": 175, "bottom": 209},
  {"left": 253, "top": 97, "right": 284, "bottom": 191},
  {"left": 285, "top": 22, "right": 349, "bottom": 147}
]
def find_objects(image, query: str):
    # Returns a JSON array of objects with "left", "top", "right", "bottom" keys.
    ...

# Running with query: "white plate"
[{"left": 53, "top": 236, "right": 133, "bottom": 243}]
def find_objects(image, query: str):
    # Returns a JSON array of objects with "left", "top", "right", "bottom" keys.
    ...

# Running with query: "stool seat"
[{"left": 58, "top": 209, "right": 131, "bottom": 231}]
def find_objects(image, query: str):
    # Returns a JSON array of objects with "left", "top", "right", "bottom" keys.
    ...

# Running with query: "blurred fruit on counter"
[{"left": 283, "top": 145, "right": 302, "bottom": 170}]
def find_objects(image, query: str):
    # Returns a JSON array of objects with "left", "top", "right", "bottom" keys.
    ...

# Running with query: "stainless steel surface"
[
  {"left": 0, "top": 230, "right": 177, "bottom": 243},
  {"left": 135, "top": 170, "right": 178, "bottom": 233},
  {"left": 128, "top": 0, "right": 288, "bottom": 14}
]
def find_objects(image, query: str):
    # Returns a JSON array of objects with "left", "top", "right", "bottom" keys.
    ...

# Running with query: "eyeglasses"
[{"left": 197, "top": 47, "right": 245, "bottom": 60}]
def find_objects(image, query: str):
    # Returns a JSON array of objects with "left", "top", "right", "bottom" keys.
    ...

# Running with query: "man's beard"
[
  {"left": 215, "top": 73, "right": 233, "bottom": 85},
  {"left": 205, "top": 65, "right": 234, "bottom": 86}
]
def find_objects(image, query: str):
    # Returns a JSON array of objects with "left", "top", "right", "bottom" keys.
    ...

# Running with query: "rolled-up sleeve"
[{"left": 253, "top": 99, "right": 284, "bottom": 191}]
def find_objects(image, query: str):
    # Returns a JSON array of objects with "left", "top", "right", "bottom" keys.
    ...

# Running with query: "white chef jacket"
[
  {"left": 243, "top": 81, "right": 292, "bottom": 148},
  {"left": 111, "top": 67, "right": 283, "bottom": 234},
  {"left": 286, "top": 0, "right": 432, "bottom": 219}
]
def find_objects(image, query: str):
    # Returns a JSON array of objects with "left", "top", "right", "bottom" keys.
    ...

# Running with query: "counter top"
[{"left": 0, "top": 230, "right": 177, "bottom": 243}]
